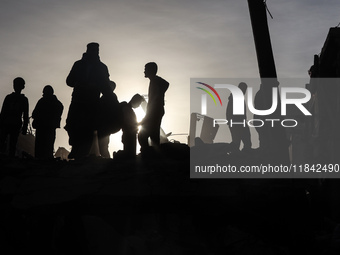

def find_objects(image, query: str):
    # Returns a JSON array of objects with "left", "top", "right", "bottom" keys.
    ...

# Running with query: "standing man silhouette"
[
  {"left": 138, "top": 62, "right": 169, "bottom": 152},
  {"left": 226, "top": 82, "right": 252, "bottom": 152},
  {"left": 65, "top": 42, "right": 111, "bottom": 159},
  {"left": 32, "top": 85, "right": 63, "bottom": 159},
  {"left": 0, "top": 77, "right": 29, "bottom": 157}
]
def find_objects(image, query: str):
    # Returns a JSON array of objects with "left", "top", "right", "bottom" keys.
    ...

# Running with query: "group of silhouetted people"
[
  {"left": 0, "top": 78, "right": 63, "bottom": 159},
  {"left": 0, "top": 42, "right": 169, "bottom": 160}
]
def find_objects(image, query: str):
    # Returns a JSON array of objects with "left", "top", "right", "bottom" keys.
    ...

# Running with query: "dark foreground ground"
[{"left": 1, "top": 143, "right": 340, "bottom": 255}]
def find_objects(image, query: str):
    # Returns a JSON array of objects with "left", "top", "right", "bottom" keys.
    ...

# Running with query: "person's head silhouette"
[
  {"left": 13, "top": 77, "right": 25, "bottom": 93},
  {"left": 86, "top": 42, "right": 99, "bottom": 58},
  {"left": 144, "top": 62, "right": 158, "bottom": 78},
  {"left": 109, "top": 81, "right": 116, "bottom": 92},
  {"left": 238, "top": 82, "right": 248, "bottom": 94},
  {"left": 43, "top": 85, "right": 54, "bottom": 97},
  {"left": 129, "top": 94, "right": 144, "bottom": 109}
]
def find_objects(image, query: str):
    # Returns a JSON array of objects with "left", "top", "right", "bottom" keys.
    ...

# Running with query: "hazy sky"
[{"left": 1, "top": 0, "right": 339, "bottom": 153}]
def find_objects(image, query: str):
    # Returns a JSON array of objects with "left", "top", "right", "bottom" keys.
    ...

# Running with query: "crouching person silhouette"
[
  {"left": 138, "top": 62, "right": 169, "bottom": 153},
  {"left": 120, "top": 94, "right": 144, "bottom": 157},
  {"left": 97, "top": 81, "right": 143, "bottom": 158},
  {"left": 0, "top": 77, "right": 29, "bottom": 157},
  {"left": 32, "top": 85, "right": 63, "bottom": 159}
]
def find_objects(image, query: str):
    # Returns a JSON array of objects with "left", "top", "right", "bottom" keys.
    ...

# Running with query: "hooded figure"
[{"left": 32, "top": 85, "right": 63, "bottom": 159}]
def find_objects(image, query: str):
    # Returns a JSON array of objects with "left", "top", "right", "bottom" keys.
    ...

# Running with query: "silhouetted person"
[
  {"left": 97, "top": 81, "right": 121, "bottom": 158},
  {"left": 97, "top": 81, "right": 143, "bottom": 158},
  {"left": 226, "top": 82, "right": 252, "bottom": 152},
  {"left": 32, "top": 85, "right": 63, "bottom": 159},
  {"left": 138, "top": 62, "right": 169, "bottom": 152},
  {"left": 253, "top": 83, "right": 271, "bottom": 150},
  {"left": 0, "top": 77, "right": 29, "bottom": 157},
  {"left": 120, "top": 94, "right": 144, "bottom": 157},
  {"left": 65, "top": 42, "right": 111, "bottom": 159}
]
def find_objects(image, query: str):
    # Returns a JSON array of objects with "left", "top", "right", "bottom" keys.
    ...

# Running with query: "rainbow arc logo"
[{"left": 196, "top": 82, "right": 222, "bottom": 106}]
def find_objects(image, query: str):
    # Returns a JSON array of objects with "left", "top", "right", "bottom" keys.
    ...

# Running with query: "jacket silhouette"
[{"left": 32, "top": 85, "right": 63, "bottom": 159}]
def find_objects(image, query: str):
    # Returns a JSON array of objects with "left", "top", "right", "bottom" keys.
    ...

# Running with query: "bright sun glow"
[{"left": 134, "top": 106, "right": 146, "bottom": 123}]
